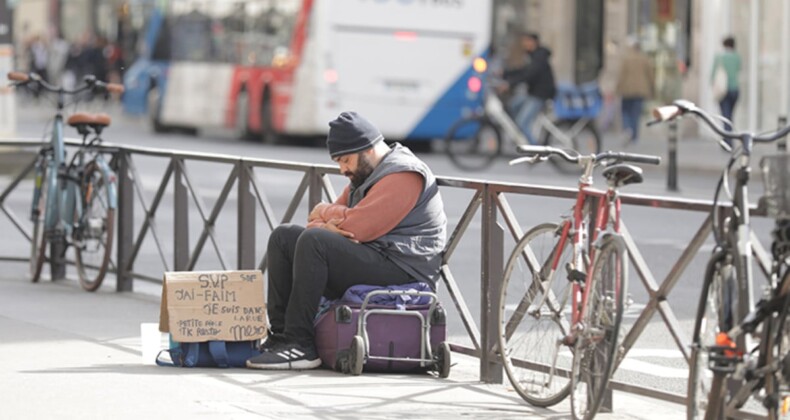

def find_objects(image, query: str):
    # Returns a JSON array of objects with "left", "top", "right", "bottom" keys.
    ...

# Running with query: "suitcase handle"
[{"left": 358, "top": 289, "right": 439, "bottom": 313}]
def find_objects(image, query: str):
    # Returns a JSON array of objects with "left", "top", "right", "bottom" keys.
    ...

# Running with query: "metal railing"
[{"left": 0, "top": 138, "right": 774, "bottom": 407}]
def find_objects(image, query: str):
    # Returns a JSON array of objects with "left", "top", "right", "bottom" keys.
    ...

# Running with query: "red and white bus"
[{"left": 122, "top": 0, "right": 493, "bottom": 141}]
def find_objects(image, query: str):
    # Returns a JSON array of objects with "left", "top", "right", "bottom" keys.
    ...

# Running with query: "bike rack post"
[
  {"left": 779, "top": 116, "right": 788, "bottom": 151},
  {"left": 50, "top": 236, "right": 67, "bottom": 281},
  {"left": 480, "top": 185, "right": 503, "bottom": 384},
  {"left": 116, "top": 150, "right": 134, "bottom": 291},
  {"left": 667, "top": 120, "right": 679, "bottom": 192},
  {"left": 237, "top": 161, "right": 256, "bottom": 270},
  {"left": 308, "top": 166, "right": 323, "bottom": 210},
  {"left": 173, "top": 158, "right": 189, "bottom": 271}
]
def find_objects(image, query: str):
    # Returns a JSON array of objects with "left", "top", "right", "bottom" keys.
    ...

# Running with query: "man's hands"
[
  {"left": 307, "top": 202, "right": 358, "bottom": 243},
  {"left": 308, "top": 202, "right": 330, "bottom": 223},
  {"left": 323, "top": 218, "right": 359, "bottom": 244}
]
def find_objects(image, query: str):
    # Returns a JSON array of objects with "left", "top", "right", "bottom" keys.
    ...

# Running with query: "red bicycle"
[{"left": 497, "top": 145, "right": 660, "bottom": 419}]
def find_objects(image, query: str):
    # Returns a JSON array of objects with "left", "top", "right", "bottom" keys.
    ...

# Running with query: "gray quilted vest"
[{"left": 348, "top": 143, "right": 447, "bottom": 285}]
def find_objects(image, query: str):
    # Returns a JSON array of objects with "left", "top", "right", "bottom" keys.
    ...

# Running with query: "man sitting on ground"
[{"left": 246, "top": 111, "right": 447, "bottom": 370}]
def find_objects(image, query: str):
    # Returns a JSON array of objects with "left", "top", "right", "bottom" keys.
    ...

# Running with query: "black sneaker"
[
  {"left": 259, "top": 333, "right": 287, "bottom": 352},
  {"left": 246, "top": 341, "right": 321, "bottom": 370}
]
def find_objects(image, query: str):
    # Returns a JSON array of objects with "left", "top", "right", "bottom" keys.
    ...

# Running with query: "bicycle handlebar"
[
  {"left": 6, "top": 71, "right": 124, "bottom": 95},
  {"left": 649, "top": 99, "right": 790, "bottom": 143},
  {"left": 8, "top": 72, "right": 29, "bottom": 82},
  {"left": 511, "top": 145, "right": 661, "bottom": 167}
]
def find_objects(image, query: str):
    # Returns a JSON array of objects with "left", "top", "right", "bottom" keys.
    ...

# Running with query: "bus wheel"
[
  {"left": 260, "top": 92, "right": 278, "bottom": 144},
  {"left": 147, "top": 87, "right": 168, "bottom": 133},
  {"left": 235, "top": 90, "right": 254, "bottom": 140}
]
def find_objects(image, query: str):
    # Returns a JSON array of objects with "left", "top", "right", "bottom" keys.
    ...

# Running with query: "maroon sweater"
[{"left": 306, "top": 172, "right": 423, "bottom": 242}]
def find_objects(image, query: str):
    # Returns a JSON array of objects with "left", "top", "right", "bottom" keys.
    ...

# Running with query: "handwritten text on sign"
[{"left": 160, "top": 270, "right": 267, "bottom": 342}]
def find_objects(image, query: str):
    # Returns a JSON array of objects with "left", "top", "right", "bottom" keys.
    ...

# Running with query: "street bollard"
[
  {"left": 779, "top": 116, "right": 788, "bottom": 152},
  {"left": 667, "top": 120, "right": 679, "bottom": 192}
]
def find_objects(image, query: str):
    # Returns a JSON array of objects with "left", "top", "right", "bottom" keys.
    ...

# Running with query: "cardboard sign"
[{"left": 159, "top": 270, "right": 267, "bottom": 343}]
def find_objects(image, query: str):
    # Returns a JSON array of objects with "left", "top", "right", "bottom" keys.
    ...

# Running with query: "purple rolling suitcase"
[{"left": 314, "top": 289, "right": 451, "bottom": 376}]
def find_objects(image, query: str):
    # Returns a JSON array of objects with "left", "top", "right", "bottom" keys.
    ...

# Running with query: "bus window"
[
  {"left": 171, "top": 11, "right": 214, "bottom": 62},
  {"left": 151, "top": 19, "right": 171, "bottom": 61}
]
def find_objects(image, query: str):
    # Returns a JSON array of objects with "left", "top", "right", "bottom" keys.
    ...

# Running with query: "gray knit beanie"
[{"left": 326, "top": 112, "right": 384, "bottom": 158}]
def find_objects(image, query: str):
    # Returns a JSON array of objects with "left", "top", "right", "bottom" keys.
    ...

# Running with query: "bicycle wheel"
[
  {"left": 29, "top": 162, "right": 49, "bottom": 283},
  {"left": 764, "top": 270, "right": 790, "bottom": 420},
  {"left": 74, "top": 161, "right": 115, "bottom": 291},
  {"left": 541, "top": 120, "right": 601, "bottom": 174},
  {"left": 687, "top": 251, "right": 737, "bottom": 420},
  {"left": 570, "top": 234, "right": 627, "bottom": 420},
  {"left": 444, "top": 115, "right": 501, "bottom": 171},
  {"left": 499, "top": 222, "right": 574, "bottom": 407}
]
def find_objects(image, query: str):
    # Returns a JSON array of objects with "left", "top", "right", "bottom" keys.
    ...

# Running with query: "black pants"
[
  {"left": 267, "top": 224, "right": 414, "bottom": 344},
  {"left": 719, "top": 89, "right": 739, "bottom": 132}
]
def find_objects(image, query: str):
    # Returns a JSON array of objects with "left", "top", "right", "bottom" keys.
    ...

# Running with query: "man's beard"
[{"left": 346, "top": 153, "right": 374, "bottom": 187}]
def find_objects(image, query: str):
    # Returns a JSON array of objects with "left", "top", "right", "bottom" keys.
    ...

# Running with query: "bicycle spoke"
[
  {"left": 499, "top": 223, "right": 574, "bottom": 407},
  {"left": 75, "top": 162, "right": 115, "bottom": 291}
]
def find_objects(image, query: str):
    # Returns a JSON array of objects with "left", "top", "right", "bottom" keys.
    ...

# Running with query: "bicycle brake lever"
[
  {"left": 717, "top": 139, "right": 733, "bottom": 153},
  {"left": 509, "top": 156, "right": 540, "bottom": 166}
]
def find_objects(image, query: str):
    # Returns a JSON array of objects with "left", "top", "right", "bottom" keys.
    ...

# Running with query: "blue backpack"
[{"left": 156, "top": 339, "right": 261, "bottom": 368}]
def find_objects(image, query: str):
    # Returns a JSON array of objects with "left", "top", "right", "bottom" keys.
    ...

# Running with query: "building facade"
[
  {"left": 8, "top": 0, "right": 790, "bottom": 133},
  {"left": 494, "top": 0, "right": 790, "bottom": 133}
]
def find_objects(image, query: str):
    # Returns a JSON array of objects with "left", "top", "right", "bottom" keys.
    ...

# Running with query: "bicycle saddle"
[
  {"left": 602, "top": 164, "right": 643, "bottom": 187},
  {"left": 67, "top": 113, "right": 112, "bottom": 128}
]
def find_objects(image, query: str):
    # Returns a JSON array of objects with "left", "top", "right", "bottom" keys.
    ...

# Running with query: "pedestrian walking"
[
  {"left": 711, "top": 36, "right": 741, "bottom": 132},
  {"left": 28, "top": 35, "right": 49, "bottom": 82},
  {"left": 616, "top": 36, "right": 654, "bottom": 145}
]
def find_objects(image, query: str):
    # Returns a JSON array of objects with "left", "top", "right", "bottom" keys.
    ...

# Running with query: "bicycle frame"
[
  {"left": 485, "top": 91, "right": 591, "bottom": 150},
  {"left": 539, "top": 116, "right": 593, "bottom": 150},
  {"left": 716, "top": 137, "right": 757, "bottom": 344},
  {"left": 546, "top": 159, "right": 622, "bottom": 338},
  {"left": 28, "top": 85, "right": 119, "bottom": 280},
  {"left": 484, "top": 93, "right": 529, "bottom": 146}
]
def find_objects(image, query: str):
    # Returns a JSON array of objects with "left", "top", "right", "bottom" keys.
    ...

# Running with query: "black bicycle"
[{"left": 651, "top": 99, "right": 790, "bottom": 419}]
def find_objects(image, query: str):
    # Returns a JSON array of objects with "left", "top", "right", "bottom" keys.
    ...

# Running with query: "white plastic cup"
[{"left": 140, "top": 323, "right": 164, "bottom": 365}]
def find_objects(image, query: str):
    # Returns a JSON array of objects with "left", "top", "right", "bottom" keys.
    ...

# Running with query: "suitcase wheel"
[
  {"left": 349, "top": 335, "right": 365, "bottom": 376},
  {"left": 435, "top": 341, "right": 451, "bottom": 379}
]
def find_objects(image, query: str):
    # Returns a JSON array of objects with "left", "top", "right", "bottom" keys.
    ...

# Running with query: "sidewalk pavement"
[{"left": 0, "top": 262, "right": 685, "bottom": 420}]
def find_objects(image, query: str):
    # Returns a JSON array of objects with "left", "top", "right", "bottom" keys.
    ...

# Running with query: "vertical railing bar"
[
  {"left": 480, "top": 186, "right": 503, "bottom": 384},
  {"left": 173, "top": 158, "right": 189, "bottom": 271},
  {"left": 116, "top": 149, "right": 134, "bottom": 291},
  {"left": 237, "top": 161, "right": 256, "bottom": 269},
  {"left": 308, "top": 167, "right": 322, "bottom": 210}
]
